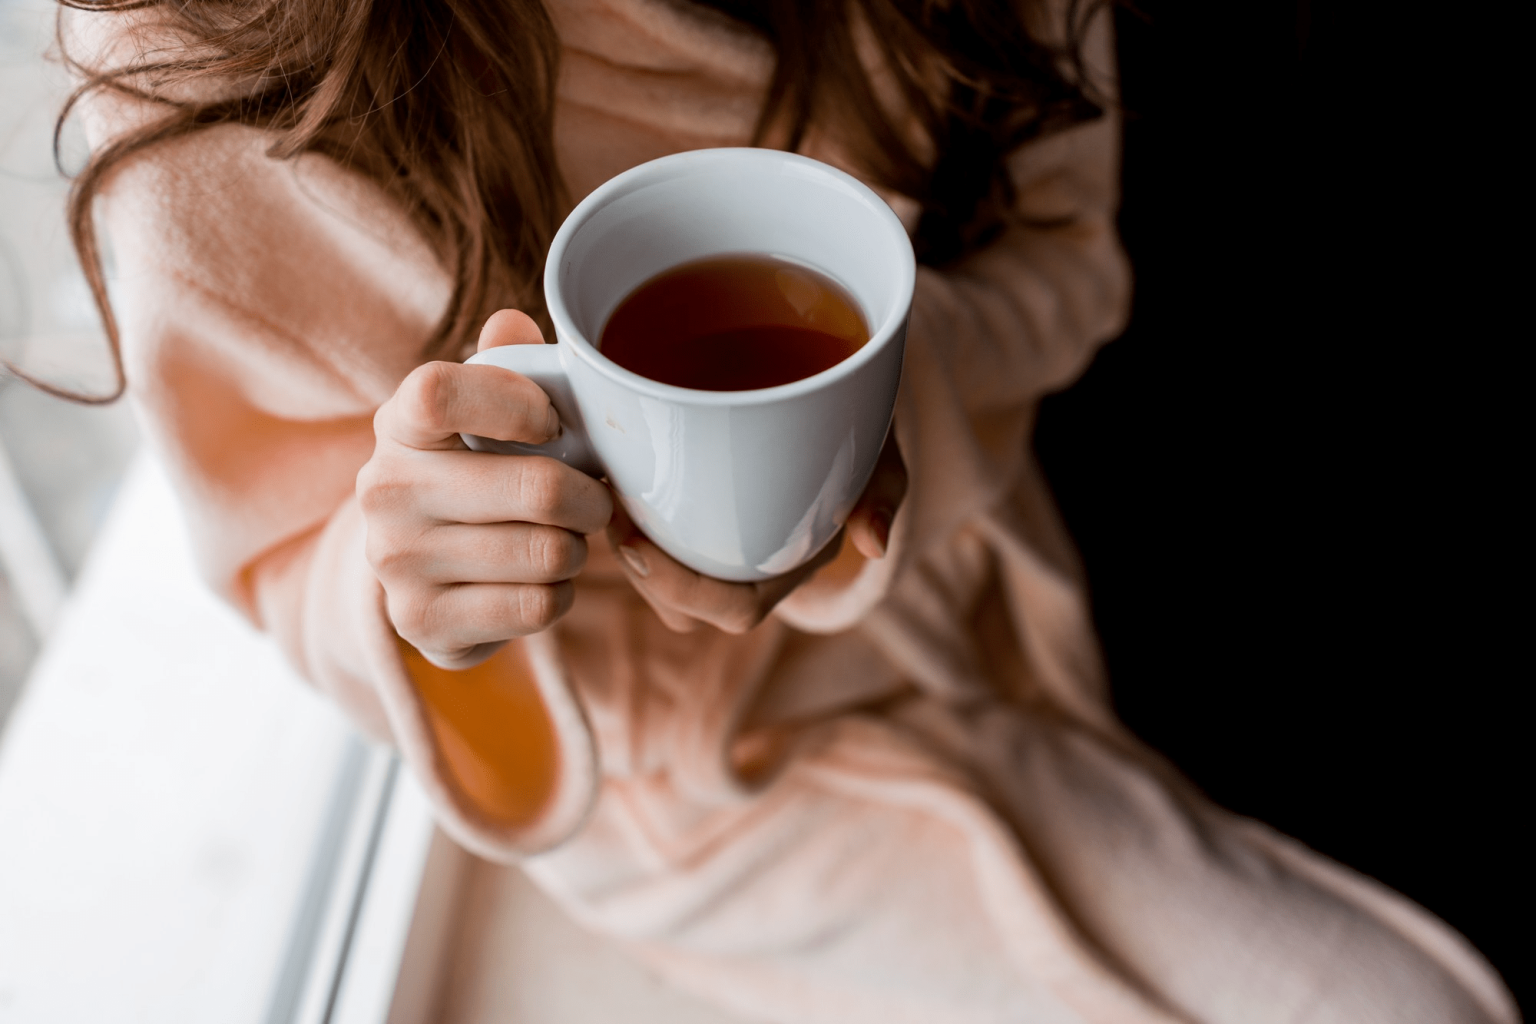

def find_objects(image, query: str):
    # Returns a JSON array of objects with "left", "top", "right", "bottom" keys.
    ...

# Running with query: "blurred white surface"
[
  {"left": 0, "top": 435, "right": 65, "bottom": 635},
  {"left": 437, "top": 858, "right": 754, "bottom": 1024},
  {"left": 1, "top": 0, "right": 140, "bottom": 724},
  {"left": 0, "top": 456, "right": 357, "bottom": 1023}
]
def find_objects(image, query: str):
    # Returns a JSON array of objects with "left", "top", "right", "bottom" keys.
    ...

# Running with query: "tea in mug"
[{"left": 598, "top": 254, "right": 869, "bottom": 391}]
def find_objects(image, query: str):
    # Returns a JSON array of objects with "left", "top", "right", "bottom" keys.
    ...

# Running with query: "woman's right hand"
[{"left": 357, "top": 310, "right": 614, "bottom": 670}]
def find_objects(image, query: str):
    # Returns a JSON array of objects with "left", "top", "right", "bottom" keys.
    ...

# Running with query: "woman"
[{"left": 43, "top": 0, "right": 1515, "bottom": 1019}]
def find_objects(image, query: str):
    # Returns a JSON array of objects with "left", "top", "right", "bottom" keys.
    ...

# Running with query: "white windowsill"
[{"left": 0, "top": 454, "right": 458, "bottom": 1023}]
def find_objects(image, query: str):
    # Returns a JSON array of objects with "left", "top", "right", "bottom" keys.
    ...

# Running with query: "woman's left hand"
[{"left": 606, "top": 432, "right": 906, "bottom": 633}]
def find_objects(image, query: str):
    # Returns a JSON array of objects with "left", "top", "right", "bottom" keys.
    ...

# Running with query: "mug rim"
[{"left": 543, "top": 147, "right": 916, "bottom": 407}]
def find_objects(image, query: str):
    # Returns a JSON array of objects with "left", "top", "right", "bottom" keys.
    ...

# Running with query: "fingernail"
[
  {"left": 544, "top": 405, "right": 561, "bottom": 440},
  {"left": 617, "top": 544, "right": 650, "bottom": 578}
]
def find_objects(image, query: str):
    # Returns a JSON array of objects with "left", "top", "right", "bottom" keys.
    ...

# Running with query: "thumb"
[{"left": 477, "top": 309, "right": 546, "bottom": 352}]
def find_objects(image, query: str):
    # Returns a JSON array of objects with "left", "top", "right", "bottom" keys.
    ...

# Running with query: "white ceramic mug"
[{"left": 463, "top": 148, "right": 915, "bottom": 582}]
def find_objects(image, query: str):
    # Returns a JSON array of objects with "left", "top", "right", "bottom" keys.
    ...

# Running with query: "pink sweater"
[{"left": 75, "top": 1, "right": 1516, "bottom": 1020}]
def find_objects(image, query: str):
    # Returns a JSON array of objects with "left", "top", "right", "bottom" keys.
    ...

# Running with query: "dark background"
[{"left": 1035, "top": 0, "right": 1527, "bottom": 1012}]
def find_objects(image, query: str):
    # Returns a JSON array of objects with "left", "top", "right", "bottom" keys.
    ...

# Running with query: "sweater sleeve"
[
  {"left": 89, "top": 105, "right": 598, "bottom": 859},
  {"left": 93, "top": 115, "right": 438, "bottom": 732},
  {"left": 775, "top": 17, "right": 1129, "bottom": 633}
]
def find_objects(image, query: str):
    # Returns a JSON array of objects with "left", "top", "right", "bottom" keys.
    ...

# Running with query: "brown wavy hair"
[{"left": 13, "top": 0, "right": 1105, "bottom": 402}]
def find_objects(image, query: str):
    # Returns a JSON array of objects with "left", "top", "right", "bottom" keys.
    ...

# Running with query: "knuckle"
[
  {"left": 529, "top": 527, "right": 582, "bottom": 579},
  {"left": 522, "top": 527, "right": 554, "bottom": 576},
  {"left": 354, "top": 460, "right": 396, "bottom": 513},
  {"left": 366, "top": 533, "right": 416, "bottom": 580},
  {"left": 515, "top": 584, "right": 567, "bottom": 632},
  {"left": 371, "top": 400, "right": 396, "bottom": 441},
  {"left": 355, "top": 467, "right": 382, "bottom": 513},
  {"left": 356, "top": 467, "right": 416, "bottom": 525},
  {"left": 398, "top": 362, "right": 456, "bottom": 434},
  {"left": 517, "top": 528, "right": 545, "bottom": 577},
  {"left": 515, "top": 458, "right": 566, "bottom": 519},
  {"left": 355, "top": 457, "right": 381, "bottom": 495},
  {"left": 387, "top": 589, "right": 434, "bottom": 639},
  {"left": 362, "top": 529, "right": 390, "bottom": 573}
]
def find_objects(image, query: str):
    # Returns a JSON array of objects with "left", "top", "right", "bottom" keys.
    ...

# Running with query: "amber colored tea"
[{"left": 598, "top": 254, "right": 870, "bottom": 391}]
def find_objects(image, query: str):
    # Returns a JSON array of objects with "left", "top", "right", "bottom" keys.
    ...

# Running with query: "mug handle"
[{"left": 460, "top": 345, "right": 604, "bottom": 477}]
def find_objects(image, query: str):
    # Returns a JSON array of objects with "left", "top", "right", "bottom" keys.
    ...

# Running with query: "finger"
[
  {"left": 612, "top": 530, "right": 760, "bottom": 633},
  {"left": 377, "top": 359, "right": 559, "bottom": 451},
  {"left": 371, "top": 521, "right": 588, "bottom": 586},
  {"left": 607, "top": 504, "right": 835, "bottom": 635},
  {"left": 478, "top": 308, "right": 546, "bottom": 352},
  {"left": 847, "top": 431, "right": 907, "bottom": 559},
  {"left": 634, "top": 585, "right": 703, "bottom": 634},
  {"left": 388, "top": 580, "right": 575, "bottom": 659},
  {"left": 360, "top": 450, "right": 613, "bottom": 533},
  {"left": 605, "top": 503, "right": 716, "bottom": 632}
]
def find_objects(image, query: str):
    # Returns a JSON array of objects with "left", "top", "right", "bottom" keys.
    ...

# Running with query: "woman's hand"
[
  {"left": 357, "top": 310, "right": 614, "bottom": 669},
  {"left": 606, "top": 433, "right": 907, "bottom": 634}
]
